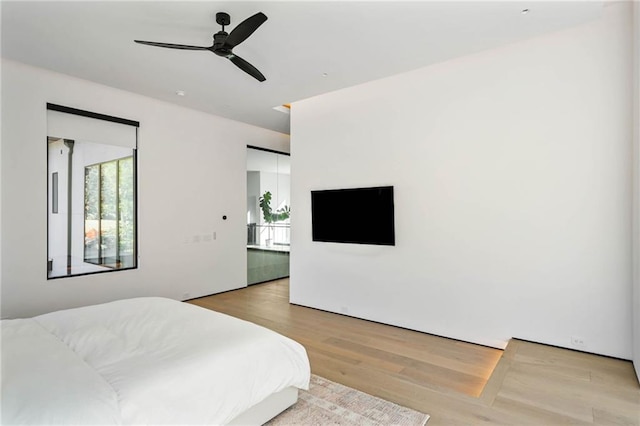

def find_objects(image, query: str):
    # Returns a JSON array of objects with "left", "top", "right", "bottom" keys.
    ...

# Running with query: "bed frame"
[{"left": 227, "top": 387, "right": 298, "bottom": 425}]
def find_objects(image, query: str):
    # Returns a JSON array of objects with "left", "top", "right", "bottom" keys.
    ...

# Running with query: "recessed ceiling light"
[
  {"left": 176, "top": 90, "right": 186, "bottom": 96},
  {"left": 521, "top": 8, "right": 530, "bottom": 14}
]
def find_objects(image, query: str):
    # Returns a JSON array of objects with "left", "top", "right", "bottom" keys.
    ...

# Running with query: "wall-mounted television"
[{"left": 311, "top": 186, "right": 395, "bottom": 246}]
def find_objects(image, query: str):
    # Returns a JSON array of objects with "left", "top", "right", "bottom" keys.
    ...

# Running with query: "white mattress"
[{"left": 1, "top": 297, "right": 310, "bottom": 425}]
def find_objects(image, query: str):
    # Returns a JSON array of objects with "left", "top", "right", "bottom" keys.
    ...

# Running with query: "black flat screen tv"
[{"left": 311, "top": 186, "right": 395, "bottom": 246}]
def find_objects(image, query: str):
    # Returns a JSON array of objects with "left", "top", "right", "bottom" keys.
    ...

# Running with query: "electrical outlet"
[{"left": 571, "top": 336, "right": 586, "bottom": 347}]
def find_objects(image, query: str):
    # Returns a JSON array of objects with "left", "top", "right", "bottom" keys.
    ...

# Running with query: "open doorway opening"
[{"left": 246, "top": 146, "right": 290, "bottom": 285}]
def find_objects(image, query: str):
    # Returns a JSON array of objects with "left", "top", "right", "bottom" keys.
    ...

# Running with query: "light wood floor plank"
[{"left": 189, "top": 279, "right": 640, "bottom": 425}]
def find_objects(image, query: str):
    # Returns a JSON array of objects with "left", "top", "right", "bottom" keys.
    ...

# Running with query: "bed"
[{"left": 1, "top": 297, "right": 310, "bottom": 425}]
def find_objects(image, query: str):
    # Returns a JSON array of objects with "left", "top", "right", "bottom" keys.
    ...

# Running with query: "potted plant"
[{"left": 259, "top": 191, "right": 290, "bottom": 246}]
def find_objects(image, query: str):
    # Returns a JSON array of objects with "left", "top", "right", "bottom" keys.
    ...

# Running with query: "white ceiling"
[{"left": 1, "top": 1, "right": 604, "bottom": 135}]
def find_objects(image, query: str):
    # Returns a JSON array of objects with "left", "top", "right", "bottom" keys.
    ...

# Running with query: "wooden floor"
[{"left": 189, "top": 279, "right": 640, "bottom": 425}]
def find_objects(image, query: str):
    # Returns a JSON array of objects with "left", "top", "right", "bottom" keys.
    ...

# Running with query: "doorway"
[{"left": 246, "top": 146, "right": 290, "bottom": 284}]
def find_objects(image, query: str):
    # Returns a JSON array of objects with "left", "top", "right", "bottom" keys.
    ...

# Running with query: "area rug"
[{"left": 267, "top": 375, "right": 430, "bottom": 425}]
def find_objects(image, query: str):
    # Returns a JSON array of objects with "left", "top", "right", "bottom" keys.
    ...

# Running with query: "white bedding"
[{"left": 1, "top": 297, "right": 310, "bottom": 425}]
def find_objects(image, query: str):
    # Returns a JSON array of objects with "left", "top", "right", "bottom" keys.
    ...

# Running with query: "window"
[
  {"left": 83, "top": 156, "right": 135, "bottom": 268},
  {"left": 47, "top": 104, "right": 138, "bottom": 279}
]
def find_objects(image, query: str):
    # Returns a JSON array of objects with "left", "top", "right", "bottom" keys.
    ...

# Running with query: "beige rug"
[{"left": 267, "top": 375, "right": 430, "bottom": 425}]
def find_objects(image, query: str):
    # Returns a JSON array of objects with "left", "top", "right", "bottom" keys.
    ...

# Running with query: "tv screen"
[{"left": 311, "top": 186, "right": 395, "bottom": 246}]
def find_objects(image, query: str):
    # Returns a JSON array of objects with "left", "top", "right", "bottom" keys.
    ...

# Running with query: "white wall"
[
  {"left": 291, "top": 3, "right": 633, "bottom": 358},
  {"left": 0, "top": 2, "right": 3, "bottom": 302},
  {"left": 1, "top": 59, "right": 289, "bottom": 319},
  {"left": 247, "top": 171, "right": 261, "bottom": 226},
  {"left": 632, "top": 0, "right": 640, "bottom": 382},
  {"left": 47, "top": 140, "right": 69, "bottom": 267}
]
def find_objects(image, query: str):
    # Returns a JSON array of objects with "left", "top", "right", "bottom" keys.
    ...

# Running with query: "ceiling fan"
[{"left": 135, "top": 12, "right": 268, "bottom": 82}]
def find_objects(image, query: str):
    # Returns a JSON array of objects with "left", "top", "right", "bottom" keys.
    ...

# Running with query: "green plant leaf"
[{"left": 259, "top": 191, "right": 290, "bottom": 223}]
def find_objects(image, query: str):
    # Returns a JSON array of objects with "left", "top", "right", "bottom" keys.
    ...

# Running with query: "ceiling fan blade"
[
  {"left": 229, "top": 54, "right": 266, "bottom": 82},
  {"left": 224, "top": 12, "right": 267, "bottom": 49},
  {"left": 134, "top": 40, "right": 210, "bottom": 50}
]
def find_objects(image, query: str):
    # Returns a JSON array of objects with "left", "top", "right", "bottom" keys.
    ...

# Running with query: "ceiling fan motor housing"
[{"left": 213, "top": 32, "right": 230, "bottom": 55}]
